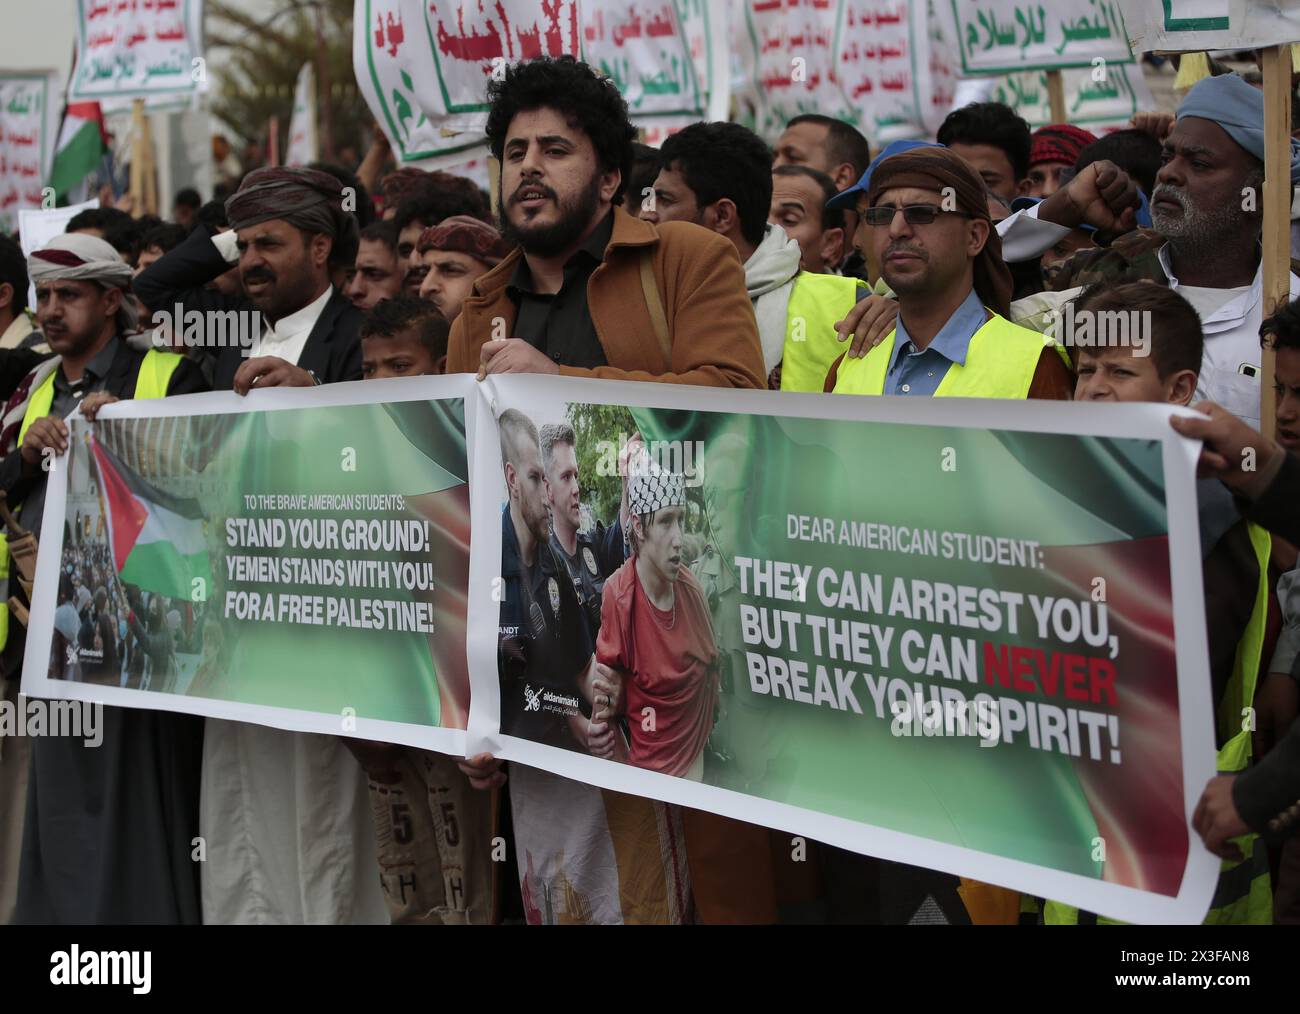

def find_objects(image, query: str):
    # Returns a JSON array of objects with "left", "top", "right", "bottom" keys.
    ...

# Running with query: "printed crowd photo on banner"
[{"left": 26, "top": 381, "right": 476, "bottom": 755}]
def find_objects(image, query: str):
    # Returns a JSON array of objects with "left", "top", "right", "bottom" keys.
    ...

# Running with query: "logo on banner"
[
  {"left": 583, "top": 547, "right": 598, "bottom": 576},
  {"left": 524, "top": 685, "right": 542, "bottom": 712}
]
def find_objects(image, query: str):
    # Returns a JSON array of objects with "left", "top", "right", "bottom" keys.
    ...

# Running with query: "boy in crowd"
[
  {"left": 360, "top": 294, "right": 451, "bottom": 378},
  {"left": 1059, "top": 279, "right": 1271, "bottom": 924},
  {"left": 347, "top": 294, "right": 495, "bottom": 925}
]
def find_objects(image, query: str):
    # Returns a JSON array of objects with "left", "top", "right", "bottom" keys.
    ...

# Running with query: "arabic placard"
[
  {"left": 945, "top": 0, "right": 1136, "bottom": 75},
  {"left": 988, "top": 61, "right": 1154, "bottom": 128},
  {"left": 583, "top": 2, "right": 702, "bottom": 120},
  {"left": 354, "top": 0, "right": 581, "bottom": 168},
  {"left": 1122, "top": 0, "right": 1300, "bottom": 51},
  {"left": 0, "top": 72, "right": 59, "bottom": 235},
  {"left": 354, "top": 1, "right": 722, "bottom": 170},
  {"left": 735, "top": 0, "right": 936, "bottom": 144},
  {"left": 677, "top": 0, "right": 732, "bottom": 123},
  {"left": 71, "top": 0, "right": 205, "bottom": 102}
]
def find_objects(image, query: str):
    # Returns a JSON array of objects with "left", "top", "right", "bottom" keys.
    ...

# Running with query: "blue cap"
[
  {"left": 1008, "top": 188, "right": 1153, "bottom": 233},
  {"left": 826, "top": 139, "right": 944, "bottom": 212}
]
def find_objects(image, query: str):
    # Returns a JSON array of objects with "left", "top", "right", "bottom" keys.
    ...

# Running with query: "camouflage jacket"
[{"left": 1047, "top": 228, "right": 1168, "bottom": 292}]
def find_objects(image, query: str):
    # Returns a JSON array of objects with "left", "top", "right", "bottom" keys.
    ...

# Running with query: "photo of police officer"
[{"left": 496, "top": 410, "right": 615, "bottom": 755}]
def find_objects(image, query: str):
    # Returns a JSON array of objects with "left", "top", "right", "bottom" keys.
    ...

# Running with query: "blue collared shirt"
[{"left": 884, "top": 289, "right": 989, "bottom": 396}]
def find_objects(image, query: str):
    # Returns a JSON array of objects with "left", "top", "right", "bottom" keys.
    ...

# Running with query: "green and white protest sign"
[
  {"left": 1121, "top": 0, "right": 1300, "bottom": 51},
  {"left": 71, "top": 0, "right": 205, "bottom": 101},
  {"left": 945, "top": 0, "right": 1136, "bottom": 74},
  {"left": 25, "top": 375, "right": 1221, "bottom": 923}
]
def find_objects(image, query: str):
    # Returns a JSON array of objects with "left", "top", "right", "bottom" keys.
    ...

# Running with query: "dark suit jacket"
[
  {"left": 134, "top": 224, "right": 363, "bottom": 389},
  {"left": 1235, "top": 452, "right": 1300, "bottom": 839}
]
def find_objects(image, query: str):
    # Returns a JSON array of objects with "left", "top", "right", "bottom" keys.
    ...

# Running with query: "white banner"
[
  {"left": 1121, "top": 0, "right": 1300, "bottom": 52},
  {"left": 22, "top": 374, "right": 1221, "bottom": 923},
  {"left": 0, "top": 72, "right": 61, "bottom": 235},
  {"left": 354, "top": 1, "right": 726, "bottom": 168},
  {"left": 984, "top": 61, "right": 1155, "bottom": 129},
  {"left": 734, "top": 0, "right": 942, "bottom": 144},
  {"left": 285, "top": 63, "right": 319, "bottom": 168},
  {"left": 70, "top": 0, "right": 205, "bottom": 102},
  {"left": 943, "top": 0, "right": 1136, "bottom": 75}
]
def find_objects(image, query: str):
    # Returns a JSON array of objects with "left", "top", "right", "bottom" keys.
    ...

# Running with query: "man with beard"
[
  {"left": 3, "top": 233, "right": 207, "bottom": 924},
  {"left": 445, "top": 57, "right": 762, "bottom": 389},
  {"left": 1015, "top": 74, "right": 1300, "bottom": 428},
  {"left": 134, "top": 167, "right": 363, "bottom": 388},
  {"left": 141, "top": 168, "right": 388, "bottom": 925},
  {"left": 454, "top": 58, "right": 780, "bottom": 924}
]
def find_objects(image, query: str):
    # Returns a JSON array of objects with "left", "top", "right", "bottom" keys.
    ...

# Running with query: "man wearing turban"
[
  {"left": 828, "top": 146, "right": 1072, "bottom": 399},
  {"left": 1022, "top": 124, "right": 1098, "bottom": 199},
  {"left": 1009, "top": 73, "right": 1300, "bottom": 430},
  {"left": 135, "top": 165, "right": 364, "bottom": 391},
  {"left": 6, "top": 232, "right": 207, "bottom": 924},
  {"left": 416, "top": 215, "right": 511, "bottom": 323},
  {"left": 138, "top": 168, "right": 386, "bottom": 925}
]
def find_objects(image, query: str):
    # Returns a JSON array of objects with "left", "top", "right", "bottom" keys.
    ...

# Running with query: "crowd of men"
[{"left": 0, "top": 51, "right": 1299, "bottom": 926}]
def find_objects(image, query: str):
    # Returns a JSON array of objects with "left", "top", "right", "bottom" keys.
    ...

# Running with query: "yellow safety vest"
[
  {"left": 0, "top": 348, "right": 183, "bottom": 653},
  {"left": 778, "top": 272, "right": 867, "bottom": 394},
  {"left": 1043, "top": 522, "right": 1273, "bottom": 925},
  {"left": 832, "top": 310, "right": 1069, "bottom": 398}
]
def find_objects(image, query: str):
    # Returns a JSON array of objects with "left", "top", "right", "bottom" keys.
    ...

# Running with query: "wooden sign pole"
[
  {"left": 129, "top": 98, "right": 145, "bottom": 213},
  {"left": 1260, "top": 44, "right": 1294, "bottom": 438},
  {"left": 1046, "top": 69, "right": 1067, "bottom": 123}
]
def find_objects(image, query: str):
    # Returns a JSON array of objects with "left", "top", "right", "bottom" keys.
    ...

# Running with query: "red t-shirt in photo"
[{"left": 597, "top": 559, "right": 718, "bottom": 778}]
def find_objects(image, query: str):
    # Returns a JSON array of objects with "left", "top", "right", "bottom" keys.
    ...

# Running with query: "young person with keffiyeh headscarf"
[
  {"left": 6, "top": 232, "right": 207, "bottom": 925},
  {"left": 595, "top": 457, "right": 718, "bottom": 782}
]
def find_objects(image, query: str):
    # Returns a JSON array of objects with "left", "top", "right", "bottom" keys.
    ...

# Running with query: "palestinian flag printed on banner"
[{"left": 91, "top": 435, "right": 211, "bottom": 601}]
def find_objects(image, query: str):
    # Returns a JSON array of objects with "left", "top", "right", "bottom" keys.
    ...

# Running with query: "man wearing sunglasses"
[{"left": 828, "top": 146, "right": 1072, "bottom": 400}]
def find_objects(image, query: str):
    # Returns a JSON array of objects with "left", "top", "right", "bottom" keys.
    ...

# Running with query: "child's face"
[
  {"left": 1273, "top": 346, "right": 1300, "bottom": 451},
  {"left": 361, "top": 330, "right": 441, "bottom": 380},
  {"left": 1074, "top": 345, "right": 1193, "bottom": 405},
  {"left": 635, "top": 506, "right": 685, "bottom": 585}
]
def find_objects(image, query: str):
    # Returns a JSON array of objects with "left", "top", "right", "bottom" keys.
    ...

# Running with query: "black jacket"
[
  {"left": 134, "top": 224, "right": 363, "bottom": 389},
  {"left": 1234, "top": 451, "right": 1300, "bottom": 839}
]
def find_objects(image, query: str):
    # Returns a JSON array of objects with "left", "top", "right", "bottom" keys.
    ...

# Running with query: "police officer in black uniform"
[
  {"left": 538, "top": 423, "right": 624, "bottom": 648},
  {"left": 496, "top": 411, "right": 593, "bottom": 751}
]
